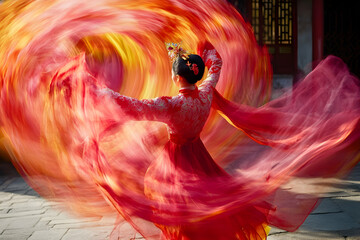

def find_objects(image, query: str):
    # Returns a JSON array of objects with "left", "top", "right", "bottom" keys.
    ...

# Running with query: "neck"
[
  {"left": 179, "top": 81, "right": 195, "bottom": 90},
  {"left": 180, "top": 85, "right": 196, "bottom": 90}
]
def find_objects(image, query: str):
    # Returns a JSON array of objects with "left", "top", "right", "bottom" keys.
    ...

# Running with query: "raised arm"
[
  {"left": 97, "top": 88, "right": 172, "bottom": 122},
  {"left": 197, "top": 42, "right": 223, "bottom": 88}
]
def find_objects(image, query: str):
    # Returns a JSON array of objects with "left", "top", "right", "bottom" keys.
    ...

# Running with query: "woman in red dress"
[
  {"left": 85, "top": 40, "right": 360, "bottom": 239},
  {"left": 93, "top": 42, "right": 270, "bottom": 239},
  {"left": 43, "top": 37, "right": 360, "bottom": 239}
]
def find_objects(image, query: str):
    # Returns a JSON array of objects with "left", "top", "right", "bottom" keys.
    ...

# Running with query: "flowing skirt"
[{"left": 144, "top": 139, "right": 270, "bottom": 240}]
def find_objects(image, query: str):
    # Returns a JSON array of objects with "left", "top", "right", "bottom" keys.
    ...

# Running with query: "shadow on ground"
[{"left": 0, "top": 161, "right": 40, "bottom": 197}]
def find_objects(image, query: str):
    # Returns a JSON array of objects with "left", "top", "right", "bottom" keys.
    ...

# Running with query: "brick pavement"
[{"left": 0, "top": 161, "right": 359, "bottom": 240}]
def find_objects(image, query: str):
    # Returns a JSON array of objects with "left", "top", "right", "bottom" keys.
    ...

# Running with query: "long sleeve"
[
  {"left": 97, "top": 88, "right": 173, "bottom": 122},
  {"left": 199, "top": 47, "right": 223, "bottom": 90}
]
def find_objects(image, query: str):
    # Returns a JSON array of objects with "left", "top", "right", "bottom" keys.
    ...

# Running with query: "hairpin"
[
  {"left": 191, "top": 64, "right": 199, "bottom": 75},
  {"left": 165, "top": 42, "right": 198, "bottom": 75},
  {"left": 186, "top": 61, "right": 199, "bottom": 75},
  {"left": 165, "top": 42, "right": 189, "bottom": 62}
]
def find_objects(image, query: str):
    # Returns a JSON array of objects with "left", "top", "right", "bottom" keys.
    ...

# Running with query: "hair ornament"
[
  {"left": 166, "top": 42, "right": 198, "bottom": 75},
  {"left": 191, "top": 64, "right": 199, "bottom": 75},
  {"left": 165, "top": 42, "right": 189, "bottom": 62}
]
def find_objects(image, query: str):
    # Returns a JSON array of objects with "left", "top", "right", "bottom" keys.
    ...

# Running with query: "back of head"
[{"left": 172, "top": 54, "right": 205, "bottom": 84}]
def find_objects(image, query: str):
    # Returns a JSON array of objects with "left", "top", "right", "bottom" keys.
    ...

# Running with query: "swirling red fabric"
[{"left": 1, "top": 0, "right": 360, "bottom": 239}]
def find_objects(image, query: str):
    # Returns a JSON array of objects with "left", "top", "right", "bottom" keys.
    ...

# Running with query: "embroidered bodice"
[{"left": 98, "top": 48, "right": 222, "bottom": 143}]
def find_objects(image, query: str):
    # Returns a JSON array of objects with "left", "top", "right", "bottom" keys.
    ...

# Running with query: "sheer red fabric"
[{"left": 211, "top": 56, "right": 360, "bottom": 231}]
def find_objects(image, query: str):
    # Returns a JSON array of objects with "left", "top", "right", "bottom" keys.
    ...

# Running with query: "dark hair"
[{"left": 172, "top": 54, "right": 205, "bottom": 84}]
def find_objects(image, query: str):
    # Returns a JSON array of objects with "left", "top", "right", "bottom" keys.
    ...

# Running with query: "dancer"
[
  {"left": 90, "top": 41, "right": 270, "bottom": 239},
  {"left": 81, "top": 41, "right": 360, "bottom": 239},
  {"left": 1, "top": 0, "right": 360, "bottom": 239}
]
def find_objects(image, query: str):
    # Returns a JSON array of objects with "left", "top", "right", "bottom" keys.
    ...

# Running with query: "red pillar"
[{"left": 312, "top": 0, "right": 324, "bottom": 64}]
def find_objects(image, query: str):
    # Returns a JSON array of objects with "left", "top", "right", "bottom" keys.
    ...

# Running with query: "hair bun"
[{"left": 172, "top": 54, "right": 205, "bottom": 84}]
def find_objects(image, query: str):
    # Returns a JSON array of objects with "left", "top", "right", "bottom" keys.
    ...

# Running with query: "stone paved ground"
[{"left": 0, "top": 161, "right": 360, "bottom": 240}]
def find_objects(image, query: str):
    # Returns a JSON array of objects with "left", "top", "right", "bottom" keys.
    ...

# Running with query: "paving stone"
[
  {"left": 28, "top": 228, "right": 68, "bottom": 240},
  {"left": 9, "top": 189, "right": 28, "bottom": 195},
  {"left": 0, "top": 193, "right": 12, "bottom": 203},
  {"left": 2, "top": 226, "right": 52, "bottom": 234},
  {"left": 8, "top": 203, "right": 45, "bottom": 213},
  {"left": 49, "top": 216, "right": 102, "bottom": 225},
  {"left": 42, "top": 214, "right": 67, "bottom": 222},
  {"left": 6, "top": 216, "right": 40, "bottom": 229},
  {"left": 311, "top": 198, "right": 342, "bottom": 214},
  {"left": 116, "top": 223, "right": 143, "bottom": 240},
  {"left": 347, "top": 165, "right": 360, "bottom": 180},
  {"left": 0, "top": 219, "right": 10, "bottom": 230},
  {"left": 52, "top": 221, "right": 109, "bottom": 229},
  {"left": 4, "top": 178, "right": 29, "bottom": 191},
  {"left": 301, "top": 212, "right": 360, "bottom": 231},
  {"left": 61, "top": 227, "right": 112, "bottom": 240},
  {"left": 332, "top": 196, "right": 360, "bottom": 225},
  {"left": 43, "top": 208, "right": 62, "bottom": 217},
  {"left": 25, "top": 198, "right": 46, "bottom": 205},
  {"left": 267, "top": 231, "right": 344, "bottom": 240},
  {"left": 0, "top": 208, "right": 9, "bottom": 214},
  {"left": 9, "top": 194, "right": 35, "bottom": 203},
  {"left": 55, "top": 211, "right": 76, "bottom": 219},
  {"left": 0, "top": 177, "right": 9, "bottom": 187},
  {"left": 0, "top": 204, "right": 11, "bottom": 212},
  {"left": 340, "top": 228, "right": 360, "bottom": 240},
  {"left": 44, "top": 212, "right": 78, "bottom": 223},
  {"left": 0, "top": 179, "right": 15, "bottom": 191},
  {"left": 320, "top": 191, "right": 352, "bottom": 198},
  {"left": 269, "top": 227, "right": 287, "bottom": 235},
  {"left": 42, "top": 200, "right": 60, "bottom": 207},
  {"left": 3, "top": 228, "right": 39, "bottom": 236},
  {"left": 0, "top": 224, "right": 34, "bottom": 240},
  {"left": 8, "top": 200, "right": 44, "bottom": 213},
  {"left": 25, "top": 188, "right": 40, "bottom": 197},
  {"left": 0, "top": 232, "right": 30, "bottom": 240},
  {"left": 0, "top": 209, "right": 45, "bottom": 218},
  {"left": 35, "top": 220, "right": 51, "bottom": 228}
]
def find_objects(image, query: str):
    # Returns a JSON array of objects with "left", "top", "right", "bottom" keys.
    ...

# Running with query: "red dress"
[{"left": 95, "top": 48, "right": 270, "bottom": 239}]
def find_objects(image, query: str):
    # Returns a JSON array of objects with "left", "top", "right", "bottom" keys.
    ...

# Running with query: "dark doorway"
[{"left": 324, "top": 0, "right": 360, "bottom": 77}]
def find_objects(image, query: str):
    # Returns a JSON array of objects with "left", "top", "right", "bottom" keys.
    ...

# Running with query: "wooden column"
[{"left": 312, "top": 0, "right": 324, "bottom": 63}]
